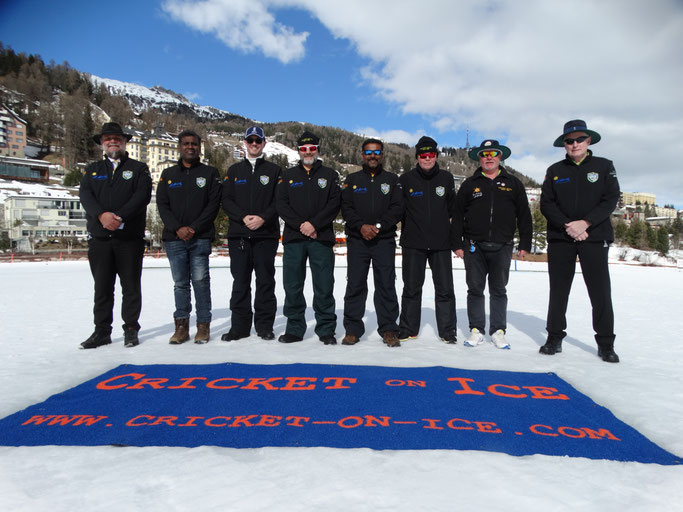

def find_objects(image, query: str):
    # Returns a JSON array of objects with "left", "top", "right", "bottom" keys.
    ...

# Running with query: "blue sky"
[{"left": 1, "top": 0, "right": 682, "bottom": 208}]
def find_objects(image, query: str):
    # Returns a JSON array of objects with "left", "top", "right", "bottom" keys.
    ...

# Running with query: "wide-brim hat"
[
  {"left": 93, "top": 122, "right": 132, "bottom": 145},
  {"left": 553, "top": 119, "right": 601, "bottom": 147},
  {"left": 468, "top": 139, "right": 511, "bottom": 161}
]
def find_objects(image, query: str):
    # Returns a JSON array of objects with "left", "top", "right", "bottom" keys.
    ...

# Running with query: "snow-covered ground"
[{"left": 0, "top": 256, "right": 681, "bottom": 511}]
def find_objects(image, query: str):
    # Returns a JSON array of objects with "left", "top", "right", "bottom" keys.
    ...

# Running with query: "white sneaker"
[
  {"left": 491, "top": 329, "right": 510, "bottom": 349},
  {"left": 464, "top": 328, "right": 484, "bottom": 347}
]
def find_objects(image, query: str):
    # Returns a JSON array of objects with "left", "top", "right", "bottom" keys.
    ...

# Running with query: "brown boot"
[
  {"left": 195, "top": 322, "right": 210, "bottom": 344},
  {"left": 382, "top": 331, "right": 401, "bottom": 347},
  {"left": 169, "top": 318, "right": 190, "bottom": 344},
  {"left": 341, "top": 334, "right": 359, "bottom": 345}
]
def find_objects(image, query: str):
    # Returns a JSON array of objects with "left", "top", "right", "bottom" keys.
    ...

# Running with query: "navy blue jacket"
[
  {"left": 453, "top": 167, "right": 532, "bottom": 252},
  {"left": 341, "top": 165, "right": 403, "bottom": 240},
  {"left": 79, "top": 154, "right": 152, "bottom": 240},
  {"left": 541, "top": 151, "right": 620, "bottom": 242},
  {"left": 398, "top": 163, "right": 456, "bottom": 251},
  {"left": 156, "top": 160, "right": 222, "bottom": 241},
  {"left": 222, "top": 157, "right": 281, "bottom": 240},
  {"left": 276, "top": 160, "right": 341, "bottom": 244}
]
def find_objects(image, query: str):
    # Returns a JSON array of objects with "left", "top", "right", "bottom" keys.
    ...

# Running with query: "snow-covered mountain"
[{"left": 88, "top": 74, "right": 244, "bottom": 121}]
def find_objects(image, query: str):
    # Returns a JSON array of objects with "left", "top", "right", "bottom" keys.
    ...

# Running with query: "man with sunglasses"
[
  {"left": 276, "top": 131, "right": 341, "bottom": 344},
  {"left": 453, "top": 140, "right": 532, "bottom": 350},
  {"left": 221, "top": 126, "right": 281, "bottom": 341},
  {"left": 340, "top": 138, "right": 404, "bottom": 347},
  {"left": 540, "top": 120, "right": 620, "bottom": 363},
  {"left": 398, "top": 136, "right": 458, "bottom": 344}
]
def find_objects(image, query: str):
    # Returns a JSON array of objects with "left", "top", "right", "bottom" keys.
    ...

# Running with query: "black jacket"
[
  {"left": 276, "top": 160, "right": 341, "bottom": 244},
  {"left": 79, "top": 154, "right": 152, "bottom": 240},
  {"left": 222, "top": 157, "right": 281, "bottom": 240},
  {"left": 453, "top": 167, "right": 532, "bottom": 251},
  {"left": 156, "top": 160, "right": 222, "bottom": 241},
  {"left": 398, "top": 163, "right": 456, "bottom": 251},
  {"left": 541, "top": 151, "right": 620, "bottom": 242},
  {"left": 341, "top": 165, "right": 403, "bottom": 240}
]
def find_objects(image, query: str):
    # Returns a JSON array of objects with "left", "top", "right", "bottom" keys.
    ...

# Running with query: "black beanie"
[
  {"left": 297, "top": 131, "right": 320, "bottom": 146},
  {"left": 415, "top": 136, "right": 438, "bottom": 156}
]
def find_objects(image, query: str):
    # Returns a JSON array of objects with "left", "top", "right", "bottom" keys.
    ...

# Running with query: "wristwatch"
[{"left": 375, "top": 223, "right": 382, "bottom": 230}]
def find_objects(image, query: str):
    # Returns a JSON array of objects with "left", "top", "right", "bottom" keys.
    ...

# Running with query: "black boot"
[
  {"left": 80, "top": 331, "right": 112, "bottom": 349},
  {"left": 539, "top": 337, "right": 562, "bottom": 355},
  {"left": 124, "top": 327, "right": 139, "bottom": 348},
  {"left": 598, "top": 346, "right": 620, "bottom": 363}
]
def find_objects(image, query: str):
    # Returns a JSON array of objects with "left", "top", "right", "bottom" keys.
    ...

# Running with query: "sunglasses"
[
  {"left": 246, "top": 137, "right": 263, "bottom": 144},
  {"left": 298, "top": 145, "right": 318, "bottom": 153},
  {"left": 418, "top": 152, "right": 437, "bottom": 159},
  {"left": 363, "top": 149, "right": 383, "bottom": 156},
  {"left": 564, "top": 135, "right": 590, "bottom": 145},
  {"left": 478, "top": 150, "right": 501, "bottom": 159}
]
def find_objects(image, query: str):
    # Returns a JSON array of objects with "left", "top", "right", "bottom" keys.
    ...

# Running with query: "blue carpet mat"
[{"left": 0, "top": 363, "right": 679, "bottom": 465}]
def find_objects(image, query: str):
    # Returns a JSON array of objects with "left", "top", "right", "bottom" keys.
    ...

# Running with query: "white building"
[{"left": 2, "top": 193, "right": 87, "bottom": 250}]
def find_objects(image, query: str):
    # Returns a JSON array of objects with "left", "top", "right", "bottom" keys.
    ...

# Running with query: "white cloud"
[
  {"left": 161, "top": 0, "right": 309, "bottom": 64},
  {"left": 354, "top": 127, "right": 425, "bottom": 146},
  {"left": 184, "top": 92, "right": 201, "bottom": 101}
]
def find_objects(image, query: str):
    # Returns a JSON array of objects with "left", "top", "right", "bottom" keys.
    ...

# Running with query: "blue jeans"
[{"left": 165, "top": 238, "right": 212, "bottom": 323}]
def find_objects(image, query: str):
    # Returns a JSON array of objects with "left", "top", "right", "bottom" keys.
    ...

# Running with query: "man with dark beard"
[
  {"left": 79, "top": 122, "right": 152, "bottom": 349},
  {"left": 340, "top": 138, "right": 403, "bottom": 347}
]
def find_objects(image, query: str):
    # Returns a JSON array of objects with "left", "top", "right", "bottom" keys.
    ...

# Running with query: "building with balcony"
[
  {"left": 0, "top": 155, "right": 52, "bottom": 183},
  {"left": 0, "top": 104, "right": 28, "bottom": 158}
]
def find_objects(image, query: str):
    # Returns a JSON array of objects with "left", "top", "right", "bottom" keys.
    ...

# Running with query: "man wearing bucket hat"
[
  {"left": 397, "top": 136, "right": 458, "bottom": 344},
  {"left": 540, "top": 120, "right": 620, "bottom": 362},
  {"left": 157, "top": 130, "right": 222, "bottom": 345},
  {"left": 453, "top": 140, "right": 532, "bottom": 350},
  {"left": 276, "top": 130, "right": 341, "bottom": 345},
  {"left": 79, "top": 122, "right": 152, "bottom": 349},
  {"left": 221, "top": 126, "right": 281, "bottom": 342}
]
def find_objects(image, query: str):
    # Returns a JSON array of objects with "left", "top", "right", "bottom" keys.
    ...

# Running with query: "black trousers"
[
  {"left": 463, "top": 243, "right": 513, "bottom": 335},
  {"left": 546, "top": 240, "right": 615, "bottom": 346},
  {"left": 399, "top": 247, "right": 457, "bottom": 338},
  {"left": 228, "top": 237, "right": 278, "bottom": 334},
  {"left": 88, "top": 237, "right": 145, "bottom": 334},
  {"left": 343, "top": 236, "right": 399, "bottom": 338}
]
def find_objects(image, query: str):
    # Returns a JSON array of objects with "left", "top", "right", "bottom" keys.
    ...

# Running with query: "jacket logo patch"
[
  {"left": 587, "top": 172, "right": 599, "bottom": 183},
  {"left": 92, "top": 173, "right": 106, "bottom": 180},
  {"left": 169, "top": 181, "right": 182, "bottom": 189},
  {"left": 260, "top": 175, "right": 270, "bottom": 185},
  {"left": 554, "top": 176, "right": 570, "bottom": 184},
  {"left": 318, "top": 178, "right": 328, "bottom": 189},
  {"left": 435, "top": 186, "right": 445, "bottom": 197},
  {"left": 235, "top": 178, "right": 247, "bottom": 185},
  {"left": 196, "top": 177, "right": 207, "bottom": 188},
  {"left": 381, "top": 183, "right": 390, "bottom": 195},
  {"left": 409, "top": 188, "right": 423, "bottom": 198},
  {"left": 353, "top": 186, "right": 367, "bottom": 194},
  {"left": 473, "top": 187, "right": 483, "bottom": 199},
  {"left": 122, "top": 170, "right": 133, "bottom": 180},
  {"left": 290, "top": 180, "right": 303, "bottom": 188}
]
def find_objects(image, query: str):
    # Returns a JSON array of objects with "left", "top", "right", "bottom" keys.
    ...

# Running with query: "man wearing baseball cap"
[
  {"left": 79, "top": 122, "right": 152, "bottom": 349},
  {"left": 397, "top": 136, "right": 458, "bottom": 344},
  {"left": 221, "top": 126, "right": 281, "bottom": 341},
  {"left": 540, "top": 120, "right": 620, "bottom": 362},
  {"left": 453, "top": 139, "right": 532, "bottom": 350}
]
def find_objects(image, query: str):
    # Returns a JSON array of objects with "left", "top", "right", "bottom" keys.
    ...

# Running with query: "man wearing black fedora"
[
  {"left": 540, "top": 120, "right": 620, "bottom": 362},
  {"left": 79, "top": 122, "right": 152, "bottom": 349},
  {"left": 453, "top": 139, "right": 532, "bottom": 350}
]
